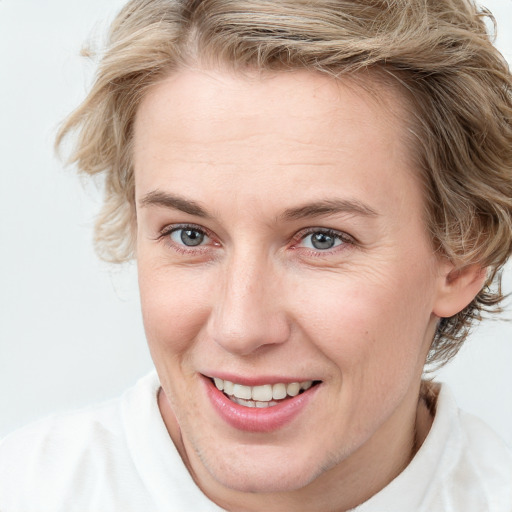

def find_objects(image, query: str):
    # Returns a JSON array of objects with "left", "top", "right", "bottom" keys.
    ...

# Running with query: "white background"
[{"left": 1, "top": 0, "right": 511, "bottom": 446}]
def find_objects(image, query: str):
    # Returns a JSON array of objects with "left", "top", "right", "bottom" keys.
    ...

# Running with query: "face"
[{"left": 134, "top": 68, "right": 445, "bottom": 499}]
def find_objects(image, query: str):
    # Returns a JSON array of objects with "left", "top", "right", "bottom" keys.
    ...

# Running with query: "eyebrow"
[
  {"left": 139, "top": 190, "right": 378, "bottom": 221},
  {"left": 139, "top": 191, "right": 211, "bottom": 218},
  {"left": 281, "top": 199, "right": 379, "bottom": 221}
]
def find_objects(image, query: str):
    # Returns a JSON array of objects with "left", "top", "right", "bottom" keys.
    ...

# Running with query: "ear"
[{"left": 433, "top": 264, "right": 488, "bottom": 318}]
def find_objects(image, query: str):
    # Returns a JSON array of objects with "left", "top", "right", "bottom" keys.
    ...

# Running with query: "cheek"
[
  {"left": 294, "top": 262, "right": 436, "bottom": 377},
  {"left": 292, "top": 266, "right": 437, "bottom": 439},
  {"left": 137, "top": 260, "right": 211, "bottom": 357}
]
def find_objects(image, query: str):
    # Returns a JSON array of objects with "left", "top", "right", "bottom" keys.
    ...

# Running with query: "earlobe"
[{"left": 432, "top": 264, "right": 488, "bottom": 318}]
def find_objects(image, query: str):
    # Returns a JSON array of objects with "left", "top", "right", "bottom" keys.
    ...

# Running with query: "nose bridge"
[{"left": 208, "top": 245, "right": 289, "bottom": 355}]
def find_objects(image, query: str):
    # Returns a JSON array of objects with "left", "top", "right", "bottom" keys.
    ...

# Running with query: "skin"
[{"left": 133, "top": 68, "right": 484, "bottom": 511}]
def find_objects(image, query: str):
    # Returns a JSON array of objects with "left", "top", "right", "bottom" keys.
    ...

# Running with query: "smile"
[
  {"left": 212, "top": 378, "right": 316, "bottom": 408},
  {"left": 204, "top": 375, "right": 322, "bottom": 432}
]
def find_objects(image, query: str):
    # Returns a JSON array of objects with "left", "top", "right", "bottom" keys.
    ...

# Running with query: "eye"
[
  {"left": 168, "top": 226, "right": 211, "bottom": 247},
  {"left": 297, "top": 229, "right": 350, "bottom": 251}
]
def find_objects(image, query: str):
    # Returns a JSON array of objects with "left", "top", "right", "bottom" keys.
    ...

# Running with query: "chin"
[
  {"left": 212, "top": 467, "right": 319, "bottom": 494},
  {"left": 198, "top": 444, "right": 328, "bottom": 494}
]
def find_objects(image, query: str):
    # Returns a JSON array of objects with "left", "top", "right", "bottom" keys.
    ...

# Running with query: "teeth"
[
  {"left": 272, "top": 383, "right": 287, "bottom": 400},
  {"left": 287, "top": 382, "right": 300, "bottom": 397},
  {"left": 212, "top": 378, "right": 315, "bottom": 405},
  {"left": 223, "top": 380, "right": 234, "bottom": 395},
  {"left": 213, "top": 378, "right": 224, "bottom": 391},
  {"left": 252, "top": 384, "right": 273, "bottom": 401},
  {"left": 232, "top": 396, "right": 279, "bottom": 408},
  {"left": 233, "top": 397, "right": 256, "bottom": 407},
  {"left": 256, "top": 400, "right": 274, "bottom": 408},
  {"left": 233, "top": 384, "right": 252, "bottom": 400}
]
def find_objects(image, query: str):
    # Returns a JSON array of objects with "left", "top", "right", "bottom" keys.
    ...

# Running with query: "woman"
[{"left": 1, "top": 0, "right": 512, "bottom": 510}]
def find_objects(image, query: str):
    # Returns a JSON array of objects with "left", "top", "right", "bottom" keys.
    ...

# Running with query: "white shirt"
[{"left": 1, "top": 372, "right": 511, "bottom": 512}]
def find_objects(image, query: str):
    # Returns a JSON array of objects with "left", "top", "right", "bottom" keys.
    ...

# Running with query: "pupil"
[
  {"left": 311, "top": 232, "right": 335, "bottom": 250},
  {"left": 181, "top": 229, "right": 204, "bottom": 246}
]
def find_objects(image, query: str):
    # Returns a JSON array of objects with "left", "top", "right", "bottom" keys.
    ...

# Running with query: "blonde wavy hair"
[{"left": 56, "top": 0, "right": 512, "bottom": 367}]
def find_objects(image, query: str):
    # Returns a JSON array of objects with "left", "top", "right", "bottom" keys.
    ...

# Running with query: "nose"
[{"left": 207, "top": 248, "right": 291, "bottom": 356}]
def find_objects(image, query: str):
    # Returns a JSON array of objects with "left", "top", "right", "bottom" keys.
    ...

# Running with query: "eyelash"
[
  {"left": 291, "top": 228, "right": 355, "bottom": 257},
  {"left": 158, "top": 224, "right": 217, "bottom": 255},
  {"left": 158, "top": 224, "right": 355, "bottom": 256}
]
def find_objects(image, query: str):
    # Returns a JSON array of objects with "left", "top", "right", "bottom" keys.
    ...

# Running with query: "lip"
[
  {"left": 202, "top": 375, "right": 320, "bottom": 433},
  {"left": 203, "top": 372, "right": 315, "bottom": 386}
]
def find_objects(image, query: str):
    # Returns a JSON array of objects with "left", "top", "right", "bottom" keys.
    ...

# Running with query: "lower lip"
[{"left": 203, "top": 377, "right": 320, "bottom": 433}]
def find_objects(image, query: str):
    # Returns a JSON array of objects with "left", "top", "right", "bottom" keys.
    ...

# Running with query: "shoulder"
[
  {"left": 353, "top": 383, "right": 512, "bottom": 512},
  {"left": 0, "top": 372, "right": 161, "bottom": 512},
  {"left": 0, "top": 392, "right": 126, "bottom": 468},
  {"left": 438, "top": 384, "right": 512, "bottom": 471},
  {"left": 455, "top": 406, "right": 512, "bottom": 505},
  {"left": 423, "top": 384, "right": 512, "bottom": 511}
]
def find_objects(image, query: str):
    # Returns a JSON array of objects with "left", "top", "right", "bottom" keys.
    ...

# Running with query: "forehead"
[
  {"left": 132, "top": 68, "right": 419, "bottom": 217},
  {"left": 134, "top": 67, "right": 407, "bottom": 150}
]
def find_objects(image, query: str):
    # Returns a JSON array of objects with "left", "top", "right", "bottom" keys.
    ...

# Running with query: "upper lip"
[{"left": 201, "top": 373, "right": 319, "bottom": 386}]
